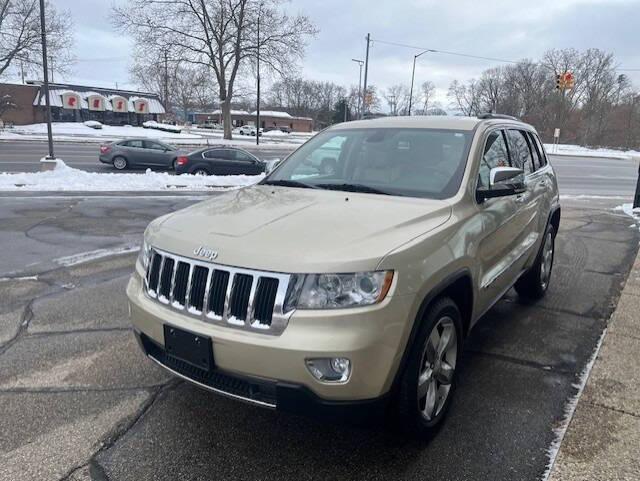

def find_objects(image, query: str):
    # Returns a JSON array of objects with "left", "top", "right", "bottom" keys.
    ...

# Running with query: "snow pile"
[
  {"left": 545, "top": 143, "right": 640, "bottom": 160},
  {"left": 83, "top": 120, "right": 103, "bottom": 129},
  {"left": 6, "top": 122, "right": 200, "bottom": 140},
  {"left": 143, "top": 121, "right": 183, "bottom": 133},
  {"left": 263, "top": 130, "right": 289, "bottom": 137},
  {"left": 614, "top": 203, "right": 640, "bottom": 232},
  {"left": 0, "top": 159, "right": 263, "bottom": 192}
]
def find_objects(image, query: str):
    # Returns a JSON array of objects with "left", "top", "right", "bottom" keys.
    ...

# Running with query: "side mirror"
[{"left": 477, "top": 166, "right": 525, "bottom": 202}]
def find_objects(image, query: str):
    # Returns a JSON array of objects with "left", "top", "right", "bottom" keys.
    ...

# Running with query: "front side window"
[
  {"left": 203, "top": 149, "right": 225, "bottom": 160},
  {"left": 478, "top": 131, "right": 509, "bottom": 188},
  {"left": 506, "top": 130, "right": 534, "bottom": 175},
  {"left": 266, "top": 128, "right": 472, "bottom": 199},
  {"left": 145, "top": 141, "right": 167, "bottom": 151}
]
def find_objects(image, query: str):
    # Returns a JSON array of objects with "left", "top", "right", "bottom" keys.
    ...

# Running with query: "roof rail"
[{"left": 477, "top": 112, "right": 519, "bottom": 121}]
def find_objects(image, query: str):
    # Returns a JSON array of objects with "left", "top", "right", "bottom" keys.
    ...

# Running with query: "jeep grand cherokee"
[{"left": 127, "top": 114, "right": 560, "bottom": 437}]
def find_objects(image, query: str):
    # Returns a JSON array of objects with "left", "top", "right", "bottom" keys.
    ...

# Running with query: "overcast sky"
[{"left": 44, "top": 0, "right": 640, "bottom": 107}]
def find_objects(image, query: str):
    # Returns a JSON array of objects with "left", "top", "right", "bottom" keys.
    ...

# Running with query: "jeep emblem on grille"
[{"left": 193, "top": 246, "right": 218, "bottom": 261}]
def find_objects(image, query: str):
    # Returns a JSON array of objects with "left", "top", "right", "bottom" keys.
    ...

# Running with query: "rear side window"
[
  {"left": 529, "top": 133, "right": 548, "bottom": 168},
  {"left": 234, "top": 150, "right": 255, "bottom": 162},
  {"left": 123, "top": 140, "right": 143, "bottom": 148},
  {"left": 478, "top": 130, "right": 510, "bottom": 188},
  {"left": 203, "top": 149, "right": 226, "bottom": 160},
  {"left": 506, "top": 130, "right": 534, "bottom": 175}
]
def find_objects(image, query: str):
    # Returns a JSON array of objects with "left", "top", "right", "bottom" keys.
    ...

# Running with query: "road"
[
  {"left": 0, "top": 194, "right": 638, "bottom": 480},
  {"left": 1, "top": 140, "right": 638, "bottom": 199},
  {"left": 0, "top": 140, "right": 290, "bottom": 173}
]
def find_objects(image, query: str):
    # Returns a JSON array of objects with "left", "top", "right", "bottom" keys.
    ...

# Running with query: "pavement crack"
[
  {"left": 0, "top": 299, "right": 34, "bottom": 356},
  {"left": 585, "top": 400, "right": 640, "bottom": 419},
  {"left": 466, "top": 349, "right": 575, "bottom": 374}
]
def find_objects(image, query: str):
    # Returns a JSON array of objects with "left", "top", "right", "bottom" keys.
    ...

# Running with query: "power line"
[{"left": 371, "top": 38, "right": 640, "bottom": 73}]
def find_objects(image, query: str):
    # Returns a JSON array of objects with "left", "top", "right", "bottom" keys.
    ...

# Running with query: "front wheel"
[
  {"left": 394, "top": 297, "right": 462, "bottom": 439},
  {"left": 515, "top": 224, "right": 555, "bottom": 300}
]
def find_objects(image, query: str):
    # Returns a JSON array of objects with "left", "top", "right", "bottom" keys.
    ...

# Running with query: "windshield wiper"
[
  {"left": 261, "top": 179, "right": 320, "bottom": 189},
  {"left": 315, "top": 183, "right": 393, "bottom": 196}
]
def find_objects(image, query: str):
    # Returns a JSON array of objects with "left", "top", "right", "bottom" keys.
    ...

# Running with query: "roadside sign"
[{"left": 554, "top": 128, "right": 560, "bottom": 138}]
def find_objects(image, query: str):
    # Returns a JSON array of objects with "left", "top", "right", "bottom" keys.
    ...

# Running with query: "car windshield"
[{"left": 264, "top": 128, "right": 473, "bottom": 199}]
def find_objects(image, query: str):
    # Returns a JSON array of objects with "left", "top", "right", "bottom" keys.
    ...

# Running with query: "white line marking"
[{"left": 54, "top": 245, "right": 140, "bottom": 267}]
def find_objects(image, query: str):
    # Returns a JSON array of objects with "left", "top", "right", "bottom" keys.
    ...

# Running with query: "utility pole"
[
  {"left": 408, "top": 50, "right": 433, "bottom": 116},
  {"left": 20, "top": 62, "right": 25, "bottom": 84},
  {"left": 163, "top": 49, "right": 169, "bottom": 116},
  {"left": 351, "top": 58, "right": 364, "bottom": 118},
  {"left": 49, "top": 56, "right": 54, "bottom": 82},
  {"left": 362, "top": 33, "right": 370, "bottom": 119},
  {"left": 39, "top": 0, "right": 55, "bottom": 160},
  {"left": 256, "top": 3, "right": 262, "bottom": 145}
]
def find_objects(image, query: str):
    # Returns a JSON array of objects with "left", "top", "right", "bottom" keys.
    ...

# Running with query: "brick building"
[
  {"left": 0, "top": 81, "right": 165, "bottom": 126},
  {"left": 189, "top": 109, "right": 313, "bottom": 132}
]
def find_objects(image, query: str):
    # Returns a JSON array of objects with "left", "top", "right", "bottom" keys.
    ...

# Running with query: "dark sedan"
[
  {"left": 175, "top": 146, "right": 266, "bottom": 176},
  {"left": 99, "top": 139, "right": 181, "bottom": 171}
]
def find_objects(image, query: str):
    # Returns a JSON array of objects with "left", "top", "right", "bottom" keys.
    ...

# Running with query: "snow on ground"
[
  {"left": 545, "top": 143, "right": 640, "bottom": 160},
  {"left": 0, "top": 158, "right": 263, "bottom": 192},
  {"left": 0, "top": 122, "right": 312, "bottom": 148},
  {"left": 614, "top": 203, "right": 640, "bottom": 232}
]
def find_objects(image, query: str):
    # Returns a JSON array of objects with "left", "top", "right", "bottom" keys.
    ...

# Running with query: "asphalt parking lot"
[{"left": 0, "top": 194, "right": 637, "bottom": 481}]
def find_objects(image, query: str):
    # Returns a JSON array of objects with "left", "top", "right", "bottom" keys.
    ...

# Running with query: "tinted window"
[
  {"left": 234, "top": 150, "right": 255, "bottom": 162},
  {"left": 123, "top": 140, "right": 144, "bottom": 148},
  {"left": 267, "top": 128, "right": 472, "bottom": 200},
  {"left": 203, "top": 149, "right": 227, "bottom": 160},
  {"left": 478, "top": 130, "right": 509, "bottom": 188},
  {"left": 145, "top": 141, "right": 167, "bottom": 151},
  {"left": 506, "top": 130, "right": 534, "bottom": 175},
  {"left": 531, "top": 133, "right": 547, "bottom": 168}
]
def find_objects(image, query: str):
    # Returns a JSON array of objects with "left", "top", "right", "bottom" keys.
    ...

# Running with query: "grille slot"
[
  {"left": 188, "top": 266, "right": 209, "bottom": 312},
  {"left": 148, "top": 253, "right": 162, "bottom": 294},
  {"left": 208, "top": 270, "right": 230, "bottom": 317},
  {"left": 253, "top": 278, "right": 279, "bottom": 325},
  {"left": 229, "top": 274, "right": 253, "bottom": 321},
  {"left": 143, "top": 248, "right": 291, "bottom": 335},
  {"left": 173, "top": 262, "right": 191, "bottom": 306},
  {"left": 158, "top": 257, "right": 175, "bottom": 300}
]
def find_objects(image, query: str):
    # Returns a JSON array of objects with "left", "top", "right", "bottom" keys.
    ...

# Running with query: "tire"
[
  {"left": 192, "top": 168, "right": 210, "bottom": 176},
  {"left": 514, "top": 224, "right": 556, "bottom": 300},
  {"left": 393, "top": 297, "right": 463, "bottom": 439},
  {"left": 112, "top": 156, "right": 128, "bottom": 170},
  {"left": 171, "top": 159, "right": 178, "bottom": 171}
]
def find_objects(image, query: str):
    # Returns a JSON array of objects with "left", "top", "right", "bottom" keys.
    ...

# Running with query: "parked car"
[
  {"left": 99, "top": 139, "right": 181, "bottom": 171},
  {"left": 232, "top": 125, "right": 262, "bottom": 136},
  {"left": 127, "top": 114, "right": 560, "bottom": 438},
  {"left": 174, "top": 146, "right": 266, "bottom": 176}
]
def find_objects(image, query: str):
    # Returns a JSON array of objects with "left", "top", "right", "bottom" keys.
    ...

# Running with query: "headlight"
[
  {"left": 137, "top": 238, "right": 151, "bottom": 270},
  {"left": 284, "top": 271, "right": 393, "bottom": 310}
]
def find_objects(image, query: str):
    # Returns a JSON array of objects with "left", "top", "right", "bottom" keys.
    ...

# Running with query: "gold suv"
[{"left": 127, "top": 114, "right": 560, "bottom": 437}]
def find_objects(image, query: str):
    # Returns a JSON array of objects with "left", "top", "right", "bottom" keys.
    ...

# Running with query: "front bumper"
[
  {"left": 127, "top": 268, "right": 415, "bottom": 405},
  {"left": 135, "top": 330, "right": 388, "bottom": 423}
]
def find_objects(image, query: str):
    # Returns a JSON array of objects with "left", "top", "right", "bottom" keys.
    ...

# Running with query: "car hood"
[{"left": 148, "top": 185, "right": 452, "bottom": 273}]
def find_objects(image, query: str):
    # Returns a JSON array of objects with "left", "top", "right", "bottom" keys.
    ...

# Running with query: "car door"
[
  {"left": 232, "top": 150, "right": 263, "bottom": 175},
  {"left": 474, "top": 129, "right": 532, "bottom": 312},
  {"left": 144, "top": 140, "right": 174, "bottom": 167},
  {"left": 121, "top": 139, "right": 147, "bottom": 167},
  {"left": 202, "top": 149, "right": 235, "bottom": 175},
  {"left": 505, "top": 129, "right": 544, "bottom": 264}
]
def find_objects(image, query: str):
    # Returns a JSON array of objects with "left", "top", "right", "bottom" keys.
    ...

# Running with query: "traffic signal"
[{"left": 555, "top": 74, "right": 562, "bottom": 90}]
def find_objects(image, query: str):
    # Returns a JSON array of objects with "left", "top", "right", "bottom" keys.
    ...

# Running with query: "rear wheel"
[
  {"left": 192, "top": 168, "right": 210, "bottom": 176},
  {"left": 394, "top": 297, "right": 462, "bottom": 439},
  {"left": 112, "top": 156, "right": 127, "bottom": 170},
  {"left": 515, "top": 224, "right": 555, "bottom": 300},
  {"left": 172, "top": 159, "right": 178, "bottom": 171}
]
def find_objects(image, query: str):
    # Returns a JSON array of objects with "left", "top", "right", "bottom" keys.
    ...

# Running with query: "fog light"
[{"left": 306, "top": 357, "right": 351, "bottom": 383}]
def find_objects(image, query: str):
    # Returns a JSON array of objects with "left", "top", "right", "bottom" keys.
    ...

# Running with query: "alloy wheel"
[
  {"left": 113, "top": 157, "right": 127, "bottom": 170},
  {"left": 540, "top": 231, "right": 554, "bottom": 291},
  {"left": 418, "top": 316, "right": 458, "bottom": 421}
]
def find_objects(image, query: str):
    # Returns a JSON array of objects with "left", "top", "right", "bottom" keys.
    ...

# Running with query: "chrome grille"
[{"left": 144, "top": 248, "right": 292, "bottom": 335}]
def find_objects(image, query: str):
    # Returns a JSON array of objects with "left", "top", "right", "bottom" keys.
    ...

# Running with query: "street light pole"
[
  {"left": 256, "top": 3, "right": 263, "bottom": 146},
  {"left": 408, "top": 49, "right": 434, "bottom": 116},
  {"left": 351, "top": 58, "right": 364, "bottom": 118},
  {"left": 39, "top": 0, "right": 54, "bottom": 160},
  {"left": 362, "top": 33, "right": 370, "bottom": 119}
]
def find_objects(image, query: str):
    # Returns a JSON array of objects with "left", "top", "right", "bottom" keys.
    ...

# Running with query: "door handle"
[
  {"left": 515, "top": 194, "right": 526, "bottom": 203},
  {"left": 538, "top": 179, "right": 547, "bottom": 186}
]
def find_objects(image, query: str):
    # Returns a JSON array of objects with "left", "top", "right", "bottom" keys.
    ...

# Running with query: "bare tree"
[
  {"left": 420, "top": 81, "right": 435, "bottom": 114},
  {"left": 447, "top": 79, "right": 480, "bottom": 116},
  {"left": 384, "top": 84, "right": 410, "bottom": 116},
  {"left": 113, "top": 0, "right": 317, "bottom": 139},
  {"left": 0, "top": 0, "right": 74, "bottom": 78}
]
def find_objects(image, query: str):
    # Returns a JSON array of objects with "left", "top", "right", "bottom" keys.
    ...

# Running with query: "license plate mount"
[{"left": 163, "top": 325, "right": 213, "bottom": 372}]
